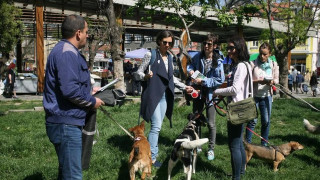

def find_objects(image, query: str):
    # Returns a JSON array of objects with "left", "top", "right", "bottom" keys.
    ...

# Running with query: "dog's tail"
[
  {"left": 303, "top": 119, "right": 320, "bottom": 134},
  {"left": 181, "top": 138, "right": 208, "bottom": 149}
]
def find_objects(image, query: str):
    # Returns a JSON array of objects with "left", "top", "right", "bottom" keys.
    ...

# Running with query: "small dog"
[
  {"left": 128, "top": 121, "right": 152, "bottom": 180},
  {"left": 303, "top": 119, "right": 320, "bottom": 134},
  {"left": 168, "top": 113, "right": 208, "bottom": 180},
  {"left": 244, "top": 141, "right": 304, "bottom": 171}
]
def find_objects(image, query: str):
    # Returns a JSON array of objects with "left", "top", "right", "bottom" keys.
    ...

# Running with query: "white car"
[{"left": 92, "top": 66, "right": 103, "bottom": 72}]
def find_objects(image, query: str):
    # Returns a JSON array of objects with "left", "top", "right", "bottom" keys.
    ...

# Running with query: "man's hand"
[
  {"left": 92, "top": 87, "right": 100, "bottom": 95},
  {"left": 94, "top": 97, "right": 105, "bottom": 108},
  {"left": 189, "top": 70, "right": 194, "bottom": 76}
]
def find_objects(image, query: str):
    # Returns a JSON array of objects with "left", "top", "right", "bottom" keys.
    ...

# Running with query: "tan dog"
[
  {"left": 303, "top": 119, "right": 320, "bottom": 134},
  {"left": 128, "top": 121, "right": 152, "bottom": 180},
  {"left": 244, "top": 141, "right": 304, "bottom": 171}
]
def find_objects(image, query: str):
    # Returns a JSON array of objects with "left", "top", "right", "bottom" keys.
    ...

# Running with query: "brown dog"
[
  {"left": 244, "top": 141, "right": 304, "bottom": 171},
  {"left": 128, "top": 121, "right": 152, "bottom": 180}
]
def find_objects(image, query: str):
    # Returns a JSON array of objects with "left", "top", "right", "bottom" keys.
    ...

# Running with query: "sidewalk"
[{"left": 0, "top": 94, "right": 43, "bottom": 101}]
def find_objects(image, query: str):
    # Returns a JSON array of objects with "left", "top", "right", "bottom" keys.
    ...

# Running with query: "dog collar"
[{"left": 134, "top": 137, "right": 141, "bottom": 141}]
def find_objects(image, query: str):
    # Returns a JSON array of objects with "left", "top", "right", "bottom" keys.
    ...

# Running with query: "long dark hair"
[
  {"left": 156, "top": 30, "right": 174, "bottom": 47},
  {"left": 227, "top": 36, "right": 249, "bottom": 62},
  {"left": 61, "top": 14, "right": 86, "bottom": 39}
]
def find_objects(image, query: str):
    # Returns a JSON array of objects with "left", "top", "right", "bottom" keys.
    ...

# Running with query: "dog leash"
[
  {"left": 245, "top": 127, "right": 270, "bottom": 145},
  {"left": 99, "top": 107, "right": 134, "bottom": 140},
  {"left": 274, "top": 84, "right": 320, "bottom": 112}
]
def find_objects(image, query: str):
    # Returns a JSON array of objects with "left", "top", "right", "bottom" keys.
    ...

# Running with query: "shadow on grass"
[
  {"left": 152, "top": 152, "right": 226, "bottom": 179},
  {"left": 117, "top": 160, "right": 130, "bottom": 180},
  {"left": 23, "top": 172, "right": 45, "bottom": 180},
  {"left": 107, "top": 134, "right": 132, "bottom": 152},
  {"left": 294, "top": 154, "right": 320, "bottom": 168}
]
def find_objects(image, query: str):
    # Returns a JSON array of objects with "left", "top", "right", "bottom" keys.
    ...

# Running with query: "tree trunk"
[
  {"left": 275, "top": 53, "right": 289, "bottom": 98},
  {"left": 88, "top": 42, "right": 95, "bottom": 71},
  {"left": 105, "top": 0, "right": 125, "bottom": 91}
]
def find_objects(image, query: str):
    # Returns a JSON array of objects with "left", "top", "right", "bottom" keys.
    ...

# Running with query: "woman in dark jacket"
[{"left": 134, "top": 30, "right": 193, "bottom": 167}]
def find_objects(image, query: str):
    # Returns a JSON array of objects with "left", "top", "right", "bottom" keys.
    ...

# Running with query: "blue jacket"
[
  {"left": 288, "top": 74, "right": 293, "bottom": 85},
  {"left": 187, "top": 51, "right": 225, "bottom": 103},
  {"left": 43, "top": 40, "right": 96, "bottom": 126},
  {"left": 296, "top": 74, "right": 304, "bottom": 84}
]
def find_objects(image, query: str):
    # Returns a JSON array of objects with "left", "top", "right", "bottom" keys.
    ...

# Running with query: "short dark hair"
[
  {"left": 259, "top": 42, "right": 272, "bottom": 53},
  {"left": 61, "top": 15, "right": 86, "bottom": 39},
  {"left": 227, "top": 36, "right": 249, "bottom": 62},
  {"left": 203, "top": 34, "right": 219, "bottom": 44},
  {"left": 156, "top": 30, "right": 174, "bottom": 46}
]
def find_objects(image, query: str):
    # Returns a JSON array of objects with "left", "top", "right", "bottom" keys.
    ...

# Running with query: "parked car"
[{"left": 92, "top": 66, "right": 103, "bottom": 72}]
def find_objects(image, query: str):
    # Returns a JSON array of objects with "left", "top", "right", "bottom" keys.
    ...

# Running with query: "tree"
[
  {"left": 85, "top": 18, "right": 110, "bottom": 71},
  {"left": 259, "top": 0, "right": 319, "bottom": 96},
  {"left": 98, "top": 0, "right": 125, "bottom": 91},
  {"left": 0, "top": 1, "right": 23, "bottom": 74}
]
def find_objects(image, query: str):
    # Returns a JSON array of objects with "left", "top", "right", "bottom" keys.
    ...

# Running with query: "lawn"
[{"left": 0, "top": 97, "right": 319, "bottom": 180}]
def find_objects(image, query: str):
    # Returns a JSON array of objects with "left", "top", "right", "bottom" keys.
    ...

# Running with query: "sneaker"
[
  {"left": 152, "top": 160, "right": 162, "bottom": 168},
  {"left": 207, "top": 150, "right": 215, "bottom": 160}
]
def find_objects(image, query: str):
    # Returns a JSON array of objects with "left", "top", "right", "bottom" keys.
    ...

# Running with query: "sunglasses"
[
  {"left": 202, "top": 42, "right": 213, "bottom": 46},
  {"left": 162, "top": 41, "right": 173, "bottom": 46},
  {"left": 226, "top": 46, "right": 236, "bottom": 51}
]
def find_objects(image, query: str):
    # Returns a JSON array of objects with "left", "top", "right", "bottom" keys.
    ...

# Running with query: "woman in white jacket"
[{"left": 213, "top": 36, "right": 252, "bottom": 180}]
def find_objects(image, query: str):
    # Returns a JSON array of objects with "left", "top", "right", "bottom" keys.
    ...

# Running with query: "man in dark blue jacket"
[{"left": 43, "top": 15, "right": 104, "bottom": 180}]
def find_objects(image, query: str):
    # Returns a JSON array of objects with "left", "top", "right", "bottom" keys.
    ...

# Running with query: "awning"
[{"left": 125, "top": 48, "right": 149, "bottom": 59}]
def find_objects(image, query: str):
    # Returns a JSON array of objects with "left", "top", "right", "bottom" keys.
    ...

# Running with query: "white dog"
[{"left": 303, "top": 119, "right": 320, "bottom": 134}]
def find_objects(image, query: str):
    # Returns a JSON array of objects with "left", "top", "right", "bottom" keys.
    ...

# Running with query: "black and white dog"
[{"left": 168, "top": 113, "right": 208, "bottom": 180}]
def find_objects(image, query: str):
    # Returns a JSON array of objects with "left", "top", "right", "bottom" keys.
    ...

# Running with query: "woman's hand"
[
  {"left": 144, "top": 71, "right": 153, "bottom": 80},
  {"left": 192, "top": 78, "right": 202, "bottom": 85},
  {"left": 185, "top": 86, "right": 194, "bottom": 94}
]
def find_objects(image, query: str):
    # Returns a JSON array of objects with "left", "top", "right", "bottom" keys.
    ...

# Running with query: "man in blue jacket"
[{"left": 43, "top": 15, "right": 104, "bottom": 180}]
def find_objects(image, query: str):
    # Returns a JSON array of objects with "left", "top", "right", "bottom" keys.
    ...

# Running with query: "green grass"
[{"left": 0, "top": 97, "right": 320, "bottom": 180}]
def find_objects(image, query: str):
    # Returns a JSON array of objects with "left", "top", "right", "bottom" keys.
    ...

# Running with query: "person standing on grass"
[
  {"left": 245, "top": 42, "right": 279, "bottom": 147},
  {"left": 43, "top": 14, "right": 104, "bottom": 180},
  {"left": 213, "top": 36, "right": 251, "bottom": 180},
  {"left": 187, "top": 34, "right": 225, "bottom": 160},
  {"left": 5, "top": 63, "right": 17, "bottom": 98},
  {"left": 310, "top": 71, "right": 318, "bottom": 97},
  {"left": 133, "top": 30, "right": 193, "bottom": 168}
]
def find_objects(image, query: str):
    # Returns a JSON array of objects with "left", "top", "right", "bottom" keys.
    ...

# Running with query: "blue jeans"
[
  {"left": 46, "top": 122, "right": 82, "bottom": 180},
  {"left": 148, "top": 92, "right": 167, "bottom": 161},
  {"left": 228, "top": 122, "right": 246, "bottom": 180},
  {"left": 246, "top": 96, "right": 272, "bottom": 146}
]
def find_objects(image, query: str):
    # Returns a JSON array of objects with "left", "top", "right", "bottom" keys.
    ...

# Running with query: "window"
[
  {"left": 252, "top": 41, "right": 259, "bottom": 47},
  {"left": 125, "top": 34, "right": 133, "bottom": 44},
  {"left": 144, "top": 35, "right": 152, "bottom": 42},
  {"left": 134, "top": 34, "right": 142, "bottom": 44},
  {"left": 174, "top": 40, "right": 179, "bottom": 47}
]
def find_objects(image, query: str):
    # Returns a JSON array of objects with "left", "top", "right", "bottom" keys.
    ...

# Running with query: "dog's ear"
[
  {"left": 129, "top": 127, "right": 133, "bottom": 132},
  {"left": 140, "top": 121, "right": 145, "bottom": 130},
  {"left": 290, "top": 141, "right": 304, "bottom": 150}
]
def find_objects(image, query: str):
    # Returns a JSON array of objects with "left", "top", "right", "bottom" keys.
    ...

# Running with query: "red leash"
[{"left": 245, "top": 126, "right": 270, "bottom": 145}]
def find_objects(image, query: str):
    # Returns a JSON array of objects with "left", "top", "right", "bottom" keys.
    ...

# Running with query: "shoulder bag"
[{"left": 226, "top": 62, "right": 258, "bottom": 125}]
